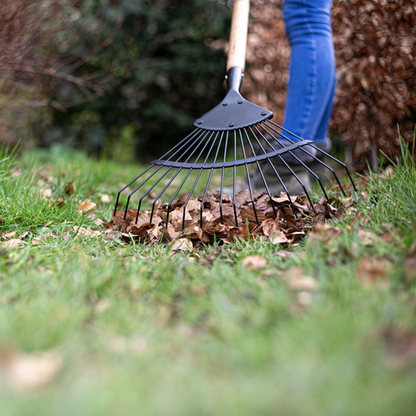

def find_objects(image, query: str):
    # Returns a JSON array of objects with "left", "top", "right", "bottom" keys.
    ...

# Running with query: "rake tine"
[
  {"left": 162, "top": 128, "right": 203, "bottom": 160},
  {"left": 127, "top": 130, "right": 211, "bottom": 221},
  {"left": 181, "top": 131, "right": 218, "bottom": 228},
  {"left": 252, "top": 125, "right": 300, "bottom": 214},
  {"left": 182, "top": 169, "right": 204, "bottom": 229},
  {"left": 310, "top": 144, "right": 357, "bottom": 192},
  {"left": 200, "top": 132, "right": 224, "bottom": 228},
  {"left": 119, "top": 128, "right": 209, "bottom": 219},
  {"left": 232, "top": 130, "right": 238, "bottom": 227},
  {"left": 264, "top": 130, "right": 341, "bottom": 199},
  {"left": 200, "top": 169, "right": 214, "bottom": 228},
  {"left": 114, "top": 164, "right": 154, "bottom": 216},
  {"left": 245, "top": 128, "right": 277, "bottom": 218},
  {"left": 124, "top": 165, "right": 165, "bottom": 220},
  {"left": 276, "top": 154, "right": 315, "bottom": 212},
  {"left": 263, "top": 121, "right": 357, "bottom": 195},
  {"left": 164, "top": 130, "right": 215, "bottom": 228},
  {"left": 239, "top": 129, "right": 259, "bottom": 226},
  {"left": 254, "top": 124, "right": 312, "bottom": 213},
  {"left": 150, "top": 168, "right": 183, "bottom": 224},
  {"left": 285, "top": 150, "right": 330, "bottom": 202},
  {"left": 166, "top": 169, "right": 194, "bottom": 227},
  {"left": 135, "top": 167, "right": 174, "bottom": 223},
  {"left": 266, "top": 158, "right": 299, "bottom": 216},
  {"left": 219, "top": 131, "right": 229, "bottom": 225}
]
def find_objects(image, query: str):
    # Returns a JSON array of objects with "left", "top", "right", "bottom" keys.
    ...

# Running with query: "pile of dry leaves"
[{"left": 112, "top": 189, "right": 352, "bottom": 250}]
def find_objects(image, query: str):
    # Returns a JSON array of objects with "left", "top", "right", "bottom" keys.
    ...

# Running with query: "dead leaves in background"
[
  {"left": 112, "top": 190, "right": 350, "bottom": 248},
  {"left": 0, "top": 349, "right": 62, "bottom": 391}
]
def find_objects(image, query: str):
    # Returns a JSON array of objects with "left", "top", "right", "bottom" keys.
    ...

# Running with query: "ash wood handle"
[{"left": 227, "top": 0, "right": 250, "bottom": 72}]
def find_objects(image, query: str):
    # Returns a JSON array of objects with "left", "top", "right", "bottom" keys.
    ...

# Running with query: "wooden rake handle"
[{"left": 227, "top": 0, "right": 250, "bottom": 72}]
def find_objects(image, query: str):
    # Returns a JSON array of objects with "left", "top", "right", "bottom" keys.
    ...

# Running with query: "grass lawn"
[{"left": 1, "top": 143, "right": 416, "bottom": 415}]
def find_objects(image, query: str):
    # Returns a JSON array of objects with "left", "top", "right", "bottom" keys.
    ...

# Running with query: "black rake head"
[{"left": 114, "top": 67, "right": 357, "bottom": 231}]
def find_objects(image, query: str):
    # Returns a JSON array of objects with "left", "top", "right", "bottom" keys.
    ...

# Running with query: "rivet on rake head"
[
  {"left": 238, "top": 100, "right": 243, "bottom": 104},
  {"left": 228, "top": 122, "right": 234, "bottom": 127},
  {"left": 222, "top": 102, "right": 227, "bottom": 106},
  {"left": 197, "top": 120, "right": 203, "bottom": 124},
  {"left": 261, "top": 111, "right": 267, "bottom": 116}
]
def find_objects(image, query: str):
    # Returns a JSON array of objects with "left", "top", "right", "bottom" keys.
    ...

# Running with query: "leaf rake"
[{"left": 114, "top": 0, "right": 356, "bottom": 230}]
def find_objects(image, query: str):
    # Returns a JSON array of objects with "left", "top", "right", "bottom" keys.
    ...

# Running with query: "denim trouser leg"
[{"left": 282, "top": 0, "right": 336, "bottom": 144}]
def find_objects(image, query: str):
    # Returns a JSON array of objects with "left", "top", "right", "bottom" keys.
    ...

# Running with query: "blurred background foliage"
[
  {"left": 1, "top": 0, "right": 415, "bottom": 169},
  {"left": 1, "top": 0, "right": 232, "bottom": 162}
]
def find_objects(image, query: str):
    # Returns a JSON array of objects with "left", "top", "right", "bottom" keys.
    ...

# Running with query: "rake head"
[{"left": 114, "top": 67, "right": 356, "bottom": 231}]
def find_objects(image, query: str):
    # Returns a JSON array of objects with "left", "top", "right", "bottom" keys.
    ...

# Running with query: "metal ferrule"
[{"left": 226, "top": 66, "right": 244, "bottom": 92}]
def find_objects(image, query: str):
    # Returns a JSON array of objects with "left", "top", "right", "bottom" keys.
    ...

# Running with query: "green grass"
[{"left": 1, "top": 142, "right": 416, "bottom": 416}]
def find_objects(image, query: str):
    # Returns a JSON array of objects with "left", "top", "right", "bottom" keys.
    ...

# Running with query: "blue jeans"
[{"left": 282, "top": 0, "right": 335, "bottom": 145}]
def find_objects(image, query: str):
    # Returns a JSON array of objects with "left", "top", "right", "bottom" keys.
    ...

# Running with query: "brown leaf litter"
[{"left": 112, "top": 190, "right": 353, "bottom": 249}]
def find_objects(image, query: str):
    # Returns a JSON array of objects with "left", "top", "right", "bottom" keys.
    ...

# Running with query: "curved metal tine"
[
  {"left": 135, "top": 167, "right": 174, "bottom": 223},
  {"left": 149, "top": 130, "right": 211, "bottom": 226},
  {"left": 162, "top": 128, "right": 202, "bottom": 161},
  {"left": 114, "top": 164, "right": 154, "bottom": 216},
  {"left": 219, "top": 131, "right": 229, "bottom": 225},
  {"left": 239, "top": 129, "right": 259, "bottom": 226},
  {"left": 123, "top": 128, "right": 207, "bottom": 219},
  {"left": 261, "top": 122, "right": 343, "bottom": 198},
  {"left": 165, "top": 130, "right": 214, "bottom": 227},
  {"left": 232, "top": 130, "right": 238, "bottom": 227},
  {"left": 150, "top": 168, "right": 183, "bottom": 223},
  {"left": 264, "top": 121, "right": 356, "bottom": 194},
  {"left": 200, "top": 131, "right": 224, "bottom": 228},
  {"left": 123, "top": 165, "right": 164, "bottom": 220},
  {"left": 244, "top": 128, "right": 277, "bottom": 219},
  {"left": 251, "top": 125, "right": 298, "bottom": 212},
  {"left": 309, "top": 144, "right": 357, "bottom": 192},
  {"left": 250, "top": 126, "right": 315, "bottom": 212},
  {"left": 265, "top": 157, "right": 299, "bottom": 217},
  {"left": 181, "top": 131, "right": 218, "bottom": 229},
  {"left": 260, "top": 121, "right": 296, "bottom": 148},
  {"left": 265, "top": 120, "right": 304, "bottom": 143}
]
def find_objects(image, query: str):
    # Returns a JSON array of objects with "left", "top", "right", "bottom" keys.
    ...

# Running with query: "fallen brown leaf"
[
  {"left": 2, "top": 239, "right": 25, "bottom": 248},
  {"left": 285, "top": 267, "right": 317, "bottom": 291},
  {"left": 78, "top": 201, "right": 96, "bottom": 214},
  {"left": 2, "top": 230, "right": 17, "bottom": 240},
  {"left": 242, "top": 255, "right": 267, "bottom": 270},
  {"left": 64, "top": 182, "right": 76, "bottom": 195},
  {"left": 170, "top": 238, "right": 193, "bottom": 252},
  {"left": 0, "top": 350, "right": 62, "bottom": 391},
  {"left": 357, "top": 257, "right": 392, "bottom": 286}
]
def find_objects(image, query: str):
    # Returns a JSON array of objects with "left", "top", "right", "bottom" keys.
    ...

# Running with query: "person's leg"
[{"left": 282, "top": 0, "right": 336, "bottom": 144}]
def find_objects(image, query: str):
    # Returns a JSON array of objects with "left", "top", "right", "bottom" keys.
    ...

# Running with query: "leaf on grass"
[
  {"left": 270, "top": 231, "right": 289, "bottom": 245},
  {"left": 285, "top": 267, "right": 317, "bottom": 291},
  {"left": 104, "top": 230, "right": 123, "bottom": 241},
  {"left": 403, "top": 256, "right": 416, "bottom": 283},
  {"left": 72, "top": 226, "right": 101, "bottom": 238},
  {"left": 357, "top": 257, "right": 392, "bottom": 286},
  {"left": 358, "top": 229, "right": 378, "bottom": 246},
  {"left": 39, "top": 188, "right": 52, "bottom": 198},
  {"left": 48, "top": 197, "right": 65, "bottom": 209},
  {"left": 242, "top": 255, "right": 267, "bottom": 270},
  {"left": 170, "top": 238, "right": 193, "bottom": 252},
  {"left": 64, "top": 182, "right": 76, "bottom": 195},
  {"left": 0, "top": 350, "right": 62, "bottom": 391},
  {"left": 78, "top": 201, "right": 96, "bottom": 214},
  {"left": 100, "top": 194, "right": 111, "bottom": 203},
  {"left": 2, "top": 239, "right": 25, "bottom": 248},
  {"left": 32, "top": 232, "right": 56, "bottom": 244},
  {"left": 308, "top": 223, "right": 342, "bottom": 244},
  {"left": 2, "top": 230, "right": 18, "bottom": 240},
  {"left": 381, "top": 327, "right": 416, "bottom": 369}
]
